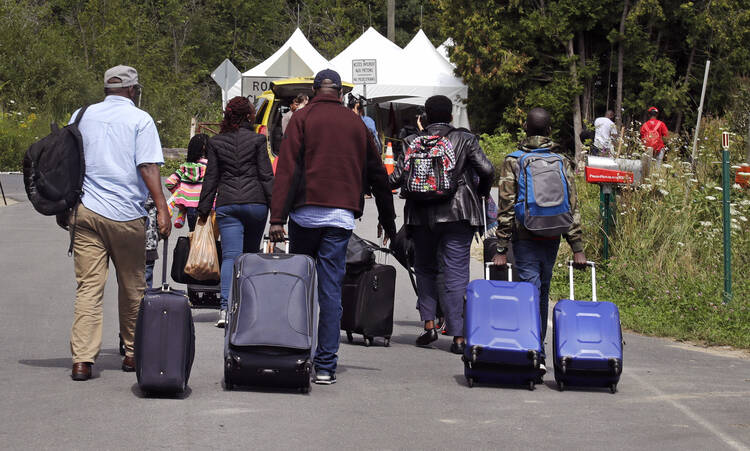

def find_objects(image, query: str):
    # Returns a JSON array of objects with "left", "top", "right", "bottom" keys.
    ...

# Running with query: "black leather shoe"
[
  {"left": 72, "top": 362, "right": 92, "bottom": 381},
  {"left": 416, "top": 328, "right": 438, "bottom": 346},
  {"left": 450, "top": 341, "right": 466, "bottom": 355}
]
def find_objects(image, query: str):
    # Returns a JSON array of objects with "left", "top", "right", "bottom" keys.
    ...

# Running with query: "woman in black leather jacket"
[
  {"left": 389, "top": 95, "right": 494, "bottom": 354},
  {"left": 198, "top": 96, "right": 274, "bottom": 327}
]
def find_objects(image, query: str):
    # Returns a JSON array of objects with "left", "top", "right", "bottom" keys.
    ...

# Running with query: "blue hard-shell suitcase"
[
  {"left": 463, "top": 263, "right": 544, "bottom": 390},
  {"left": 553, "top": 261, "right": 623, "bottom": 393}
]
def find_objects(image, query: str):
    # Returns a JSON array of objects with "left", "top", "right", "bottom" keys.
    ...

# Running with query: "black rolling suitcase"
[
  {"left": 224, "top": 239, "right": 317, "bottom": 393},
  {"left": 341, "top": 263, "right": 396, "bottom": 347},
  {"left": 135, "top": 237, "right": 196, "bottom": 395}
]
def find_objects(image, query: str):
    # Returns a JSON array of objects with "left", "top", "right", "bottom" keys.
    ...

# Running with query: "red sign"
[
  {"left": 722, "top": 132, "right": 730, "bottom": 150},
  {"left": 585, "top": 166, "right": 635, "bottom": 185}
]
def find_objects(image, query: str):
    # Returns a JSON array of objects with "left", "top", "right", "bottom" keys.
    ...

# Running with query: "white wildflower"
[
  {"left": 690, "top": 178, "right": 699, "bottom": 183},
  {"left": 640, "top": 184, "right": 652, "bottom": 190},
  {"left": 714, "top": 186, "right": 723, "bottom": 192},
  {"left": 9, "top": 100, "right": 15, "bottom": 104},
  {"left": 741, "top": 200, "right": 750, "bottom": 206},
  {"left": 740, "top": 216, "right": 748, "bottom": 222},
  {"left": 732, "top": 223, "right": 741, "bottom": 231},
  {"left": 662, "top": 163, "right": 673, "bottom": 169},
  {"left": 659, "top": 189, "right": 669, "bottom": 196},
  {"left": 677, "top": 242, "right": 685, "bottom": 247},
  {"left": 705, "top": 196, "right": 717, "bottom": 201},
  {"left": 156, "top": 120, "right": 162, "bottom": 124},
  {"left": 699, "top": 221, "right": 713, "bottom": 227},
  {"left": 733, "top": 184, "right": 742, "bottom": 190}
]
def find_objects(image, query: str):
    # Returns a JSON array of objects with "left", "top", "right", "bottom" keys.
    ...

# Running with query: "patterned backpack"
[{"left": 401, "top": 129, "right": 457, "bottom": 202}]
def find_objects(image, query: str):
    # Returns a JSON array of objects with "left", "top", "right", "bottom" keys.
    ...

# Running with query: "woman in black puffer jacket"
[{"left": 198, "top": 96, "right": 274, "bottom": 327}]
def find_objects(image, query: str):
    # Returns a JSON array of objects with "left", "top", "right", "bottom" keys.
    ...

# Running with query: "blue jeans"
[
  {"left": 289, "top": 220, "right": 352, "bottom": 374},
  {"left": 411, "top": 222, "right": 474, "bottom": 337},
  {"left": 216, "top": 203, "right": 268, "bottom": 310},
  {"left": 513, "top": 238, "right": 561, "bottom": 349}
]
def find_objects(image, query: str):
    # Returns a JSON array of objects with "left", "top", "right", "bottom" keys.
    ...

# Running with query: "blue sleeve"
[{"left": 135, "top": 115, "right": 164, "bottom": 166}]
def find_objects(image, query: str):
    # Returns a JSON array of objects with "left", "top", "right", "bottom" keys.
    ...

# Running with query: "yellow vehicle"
[{"left": 252, "top": 77, "right": 354, "bottom": 158}]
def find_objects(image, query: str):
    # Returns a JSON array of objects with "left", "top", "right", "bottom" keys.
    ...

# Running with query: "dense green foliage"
[
  {"left": 439, "top": 0, "right": 750, "bottom": 147},
  {"left": 0, "top": 0, "right": 443, "bottom": 168}
]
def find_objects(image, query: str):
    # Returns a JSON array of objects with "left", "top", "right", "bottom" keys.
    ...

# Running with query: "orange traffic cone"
[{"left": 384, "top": 142, "right": 397, "bottom": 193}]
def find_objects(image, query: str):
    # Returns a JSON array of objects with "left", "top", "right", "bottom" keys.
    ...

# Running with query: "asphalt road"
[{"left": 0, "top": 173, "right": 748, "bottom": 450}]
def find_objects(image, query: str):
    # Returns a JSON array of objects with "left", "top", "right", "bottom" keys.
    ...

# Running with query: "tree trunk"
[
  {"left": 578, "top": 32, "right": 592, "bottom": 122},
  {"left": 675, "top": 46, "right": 696, "bottom": 134},
  {"left": 387, "top": 0, "right": 395, "bottom": 42},
  {"left": 615, "top": 0, "right": 631, "bottom": 129},
  {"left": 568, "top": 38, "right": 583, "bottom": 164}
]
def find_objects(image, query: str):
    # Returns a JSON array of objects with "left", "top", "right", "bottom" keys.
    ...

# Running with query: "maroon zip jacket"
[{"left": 269, "top": 93, "right": 396, "bottom": 237}]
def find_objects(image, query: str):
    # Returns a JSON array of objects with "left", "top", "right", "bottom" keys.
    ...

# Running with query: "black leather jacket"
[
  {"left": 198, "top": 124, "right": 274, "bottom": 216},
  {"left": 389, "top": 123, "right": 494, "bottom": 228}
]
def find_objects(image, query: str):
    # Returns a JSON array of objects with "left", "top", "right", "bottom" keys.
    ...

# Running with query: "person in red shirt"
[{"left": 640, "top": 106, "right": 669, "bottom": 163}]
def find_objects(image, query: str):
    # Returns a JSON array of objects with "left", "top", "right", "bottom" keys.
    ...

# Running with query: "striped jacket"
[{"left": 165, "top": 162, "right": 206, "bottom": 208}]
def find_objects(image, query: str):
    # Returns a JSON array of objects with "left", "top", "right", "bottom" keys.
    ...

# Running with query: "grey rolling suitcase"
[
  {"left": 135, "top": 237, "right": 195, "bottom": 395},
  {"left": 224, "top": 239, "right": 317, "bottom": 393}
]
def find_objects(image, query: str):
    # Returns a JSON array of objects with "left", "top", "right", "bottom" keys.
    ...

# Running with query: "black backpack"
[{"left": 23, "top": 105, "right": 89, "bottom": 216}]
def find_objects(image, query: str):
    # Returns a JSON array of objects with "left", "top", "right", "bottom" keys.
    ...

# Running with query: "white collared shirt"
[{"left": 69, "top": 95, "right": 164, "bottom": 221}]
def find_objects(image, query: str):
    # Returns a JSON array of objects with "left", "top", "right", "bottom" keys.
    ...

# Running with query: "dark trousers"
[
  {"left": 513, "top": 238, "right": 561, "bottom": 350},
  {"left": 289, "top": 220, "right": 352, "bottom": 374},
  {"left": 411, "top": 221, "right": 474, "bottom": 336}
]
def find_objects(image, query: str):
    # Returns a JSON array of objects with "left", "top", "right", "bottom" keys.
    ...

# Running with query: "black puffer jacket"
[
  {"left": 198, "top": 124, "right": 274, "bottom": 216},
  {"left": 389, "top": 123, "right": 494, "bottom": 229}
]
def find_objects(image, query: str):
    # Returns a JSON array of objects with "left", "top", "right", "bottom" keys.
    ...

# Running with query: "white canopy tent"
[
  {"left": 328, "top": 28, "right": 470, "bottom": 129},
  {"left": 226, "top": 28, "right": 329, "bottom": 99},
  {"left": 436, "top": 38, "right": 455, "bottom": 65}
]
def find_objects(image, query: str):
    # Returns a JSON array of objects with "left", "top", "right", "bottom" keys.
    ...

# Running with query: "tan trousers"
[{"left": 70, "top": 204, "right": 146, "bottom": 364}]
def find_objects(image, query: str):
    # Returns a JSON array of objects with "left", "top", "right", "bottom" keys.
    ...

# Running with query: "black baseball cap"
[{"left": 313, "top": 69, "right": 341, "bottom": 89}]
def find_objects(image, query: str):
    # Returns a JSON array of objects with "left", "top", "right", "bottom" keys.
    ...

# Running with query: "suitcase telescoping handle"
[
  {"left": 484, "top": 262, "right": 512, "bottom": 281},
  {"left": 160, "top": 236, "right": 169, "bottom": 291},
  {"left": 568, "top": 260, "right": 597, "bottom": 302},
  {"left": 262, "top": 235, "right": 290, "bottom": 254}
]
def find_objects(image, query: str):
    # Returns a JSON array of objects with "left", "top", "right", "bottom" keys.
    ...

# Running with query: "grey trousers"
[{"left": 411, "top": 221, "right": 474, "bottom": 336}]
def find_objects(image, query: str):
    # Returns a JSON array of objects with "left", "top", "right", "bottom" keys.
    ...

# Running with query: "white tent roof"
[
  {"left": 226, "top": 28, "right": 329, "bottom": 99},
  {"left": 329, "top": 28, "right": 470, "bottom": 128},
  {"left": 436, "top": 38, "right": 454, "bottom": 64}
]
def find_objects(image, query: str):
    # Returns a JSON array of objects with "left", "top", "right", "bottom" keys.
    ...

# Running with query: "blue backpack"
[{"left": 509, "top": 149, "right": 573, "bottom": 237}]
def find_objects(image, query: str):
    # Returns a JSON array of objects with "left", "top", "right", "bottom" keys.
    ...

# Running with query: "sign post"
[
  {"left": 211, "top": 59, "right": 242, "bottom": 110},
  {"left": 721, "top": 131, "right": 732, "bottom": 303},
  {"left": 352, "top": 59, "right": 377, "bottom": 101}
]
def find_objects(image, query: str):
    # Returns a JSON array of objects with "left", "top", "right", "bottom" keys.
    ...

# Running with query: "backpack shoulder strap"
[
  {"left": 509, "top": 150, "right": 526, "bottom": 158},
  {"left": 72, "top": 105, "right": 90, "bottom": 128}
]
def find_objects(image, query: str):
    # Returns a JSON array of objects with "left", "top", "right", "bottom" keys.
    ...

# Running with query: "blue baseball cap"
[{"left": 313, "top": 69, "right": 341, "bottom": 89}]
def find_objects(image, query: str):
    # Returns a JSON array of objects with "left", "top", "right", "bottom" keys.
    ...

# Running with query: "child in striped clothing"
[{"left": 165, "top": 134, "right": 209, "bottom": 231}]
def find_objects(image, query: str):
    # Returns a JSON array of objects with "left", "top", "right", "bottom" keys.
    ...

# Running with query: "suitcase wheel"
[
  {"left": 346, "top": 331, "right": 354, "bottom": 344},
  {"left": 610, "top": 383, "right": 617, "bottom": 394},
  {"left": 300, "top": 384, "right": 310, "bottom": 394},
  {"left": 557, "top": 380, "right": 565, "bottom": 392},
  {"left": 224, "top": 369, "right": 233, "bottom": 391},
  {"left": 466, "top": 377, "right": 474, "bottom": 388},
  {"left": 528, "top": 380, "right": 535, "bottom": 391}
]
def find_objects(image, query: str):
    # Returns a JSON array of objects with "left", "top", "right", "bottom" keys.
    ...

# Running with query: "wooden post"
[{"left": 190, "top": 117, "right": 196, "bottom": 138}]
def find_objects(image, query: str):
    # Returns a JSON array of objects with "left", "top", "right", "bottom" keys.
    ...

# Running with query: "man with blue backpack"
[{"left": 492, "top": 107, "right": 587, "bottom": 375}]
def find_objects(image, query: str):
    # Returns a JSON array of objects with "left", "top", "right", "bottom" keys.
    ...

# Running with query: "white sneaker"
[
  {"left": 215, "top": 310, "right": 227, "bottom": 328},
  {"left": 314, "top": 371, "right": 336, "bottom": 385},
  {"left": 539, "top": 363, "right": 547, "bottom": 375}
]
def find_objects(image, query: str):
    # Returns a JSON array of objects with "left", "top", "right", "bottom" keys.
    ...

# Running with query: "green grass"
[{"left": 550, "top": 118, "right": 750, "bottom": 348}]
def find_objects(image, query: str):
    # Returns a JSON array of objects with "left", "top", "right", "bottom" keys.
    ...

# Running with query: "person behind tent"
[{"left": 164, "top": 133, "right": 209, "bottom": 231}]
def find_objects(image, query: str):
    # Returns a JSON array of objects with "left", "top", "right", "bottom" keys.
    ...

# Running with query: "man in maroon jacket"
[{"left": 269, "top": 69, "right": 396, "bottom": 385}]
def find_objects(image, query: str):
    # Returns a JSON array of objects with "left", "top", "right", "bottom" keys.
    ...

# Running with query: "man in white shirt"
[
  {"left": 69, "top": 65, "right": 171, "bottom": 381},
  {"left": 593, "top": 110, "right": 618, "bottom": 156}
]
